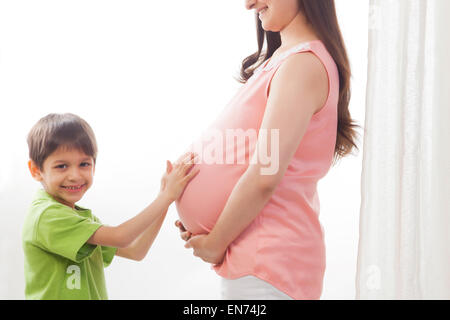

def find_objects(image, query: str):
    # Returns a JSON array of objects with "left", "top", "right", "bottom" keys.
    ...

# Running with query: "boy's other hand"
[
  {"left": 160, "top": 152, "right": 199, "bottom": 202},
  {"left": 175, "top": 220, "right": 192, "bottom": 241}
]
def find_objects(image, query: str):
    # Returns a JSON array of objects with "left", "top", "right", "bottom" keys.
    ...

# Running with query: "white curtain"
[{"left": 357, "top": 0, "right": 450, "bottom": 299}]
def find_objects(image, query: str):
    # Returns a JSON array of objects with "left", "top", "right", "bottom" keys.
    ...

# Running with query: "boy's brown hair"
[{"left": 27, "top": 113, "right": 98, "bottom": 170}]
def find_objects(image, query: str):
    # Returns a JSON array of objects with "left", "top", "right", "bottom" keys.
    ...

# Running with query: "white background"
[{"left": 0, "top": 0, "right": 368, "bottom": 299}]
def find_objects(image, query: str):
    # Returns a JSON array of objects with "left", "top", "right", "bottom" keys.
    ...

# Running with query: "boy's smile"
[
  {"left": 28, "top": 146, "right": 95, "bottom": 209},
  {"left": 61, "top": 183, "right": 87, "bottom": 193}
]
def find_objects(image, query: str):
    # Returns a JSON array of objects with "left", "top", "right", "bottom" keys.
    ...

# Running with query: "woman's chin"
[
  {"left": 260, "top": 20, "right": 282, "bottom": 33},
  {"left": 260, "top": 20, "right": 271, "bottom": 31}
]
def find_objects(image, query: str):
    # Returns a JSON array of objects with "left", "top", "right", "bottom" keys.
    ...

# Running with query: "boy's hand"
[
  {"left": 160, "top": 152, "right": 199, "bottom": 202},
  {"left": 175, "top": 220, "right": 192, "bottom": 241}
]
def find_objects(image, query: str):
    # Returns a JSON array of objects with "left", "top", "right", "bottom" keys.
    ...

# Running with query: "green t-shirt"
[{"left": 22, "top": 189, "right": 117, "bottom": 300}]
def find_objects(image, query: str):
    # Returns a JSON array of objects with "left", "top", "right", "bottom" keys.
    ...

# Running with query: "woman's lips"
[{"left": 258, "top": 7, "right": 268, "bottom": 16}]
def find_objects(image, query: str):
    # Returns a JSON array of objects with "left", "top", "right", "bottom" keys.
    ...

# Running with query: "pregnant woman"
[{"left": 175, "top": 0, "right": 359, "bottom": 299}]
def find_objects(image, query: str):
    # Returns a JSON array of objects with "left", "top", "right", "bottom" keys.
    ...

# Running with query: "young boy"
[{"left": 22, "top": 113, "right": 199, "bottom": 299}]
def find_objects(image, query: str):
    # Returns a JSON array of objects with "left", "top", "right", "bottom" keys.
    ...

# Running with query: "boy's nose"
[
  {"left": 245, "top": 0, "right": 257, "bottom": 10},
  {"left": 67, "top": 168, "right": 82, "bottom": 181}
]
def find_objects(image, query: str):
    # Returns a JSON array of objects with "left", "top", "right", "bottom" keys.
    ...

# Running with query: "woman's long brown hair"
[{"left": 239, "top": 0, "right": 361, "bottom": 165}]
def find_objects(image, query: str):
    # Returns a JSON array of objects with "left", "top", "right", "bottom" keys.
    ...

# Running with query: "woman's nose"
[{"left": 245, "top": 0, "right": 257, "bottom": 10}]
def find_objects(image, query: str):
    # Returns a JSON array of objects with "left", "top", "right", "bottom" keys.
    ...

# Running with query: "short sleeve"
[
  {"left": 35, "top": 204, "right": 102, "bottom": 263},
  {"left": 101, "top": 246, "right": 117, "bottom": 268},
  {"left": 91, "top": 214, "right": 117, "bottom": 268}
]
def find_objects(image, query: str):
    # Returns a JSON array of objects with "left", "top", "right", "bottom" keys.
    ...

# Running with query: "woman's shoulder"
[
  {"left": 270, "top": 51, "right": 329, "bottom": 112},
  {"left": 281, "top": 51, "right": 328, "bottom": 80}
]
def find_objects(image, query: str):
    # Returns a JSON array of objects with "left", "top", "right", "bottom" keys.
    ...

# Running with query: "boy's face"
[{"left": 28, "top": 146, "right": 95, "bottom": 209}]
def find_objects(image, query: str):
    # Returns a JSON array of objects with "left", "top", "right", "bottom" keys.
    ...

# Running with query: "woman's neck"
[{"left": 278, "top": 12, "right": 319, "bottom": 50}]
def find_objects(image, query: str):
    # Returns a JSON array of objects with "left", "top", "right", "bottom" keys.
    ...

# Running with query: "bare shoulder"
[{"left": 270, "top": 52, "right": 329, "bottom": 113}]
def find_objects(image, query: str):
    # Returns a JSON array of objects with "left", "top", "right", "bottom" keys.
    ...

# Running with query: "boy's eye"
[
  {"left": 81, "top": 162, "right": 91, "bottom": 167},
  {"left": 55, "top": 164, "right": 67, "bottom": 169}
]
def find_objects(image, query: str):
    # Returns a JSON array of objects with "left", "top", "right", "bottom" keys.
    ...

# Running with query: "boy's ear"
[{"left": 28, "top": 160, "right": 43, "bottom": 182}]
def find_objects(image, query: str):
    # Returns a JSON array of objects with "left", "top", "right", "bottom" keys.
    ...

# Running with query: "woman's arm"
[{"left": 185, "top": 53, "right": 329, "bottom": 263}]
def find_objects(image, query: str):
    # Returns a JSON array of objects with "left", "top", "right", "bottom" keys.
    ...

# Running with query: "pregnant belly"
[{"left": 175, "top": 163, "right": 247, "bottom": 235}]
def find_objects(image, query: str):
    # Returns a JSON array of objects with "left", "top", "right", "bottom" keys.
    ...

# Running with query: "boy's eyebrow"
[
  {"left": 51, "top": 157, "right": 92, "bottom": 164},
  {"left": 52, "top": 160, "right": 67, "bottom": 164}
]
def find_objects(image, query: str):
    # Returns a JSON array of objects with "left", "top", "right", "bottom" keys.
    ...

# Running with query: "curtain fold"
[{"left": 357, "top": 0, "right": 450, "bottom": 299}]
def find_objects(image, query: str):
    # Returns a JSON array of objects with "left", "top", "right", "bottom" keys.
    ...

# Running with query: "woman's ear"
[{"left": 28, "top": 160, "right": 43, "bottom": 182}]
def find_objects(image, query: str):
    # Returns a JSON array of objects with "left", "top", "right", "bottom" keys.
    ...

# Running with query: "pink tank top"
[{"left": 176, "top": 40, "right": 339, "bottom": 299}]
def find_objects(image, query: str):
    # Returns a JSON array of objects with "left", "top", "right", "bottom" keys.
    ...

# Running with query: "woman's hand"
[
  {"left": 175, "top": 220, "right": 226, "bottom": 265},
  {"left": 184, "top": 234, "right": 226, "bottom": 265},
  {"left": 160, "top": 152, "right": 199, "bottom": 202}
]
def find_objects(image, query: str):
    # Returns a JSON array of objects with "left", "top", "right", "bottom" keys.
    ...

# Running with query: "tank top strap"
[{"left": 261, "top": 40, "right": 319, "bottom": 72}]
